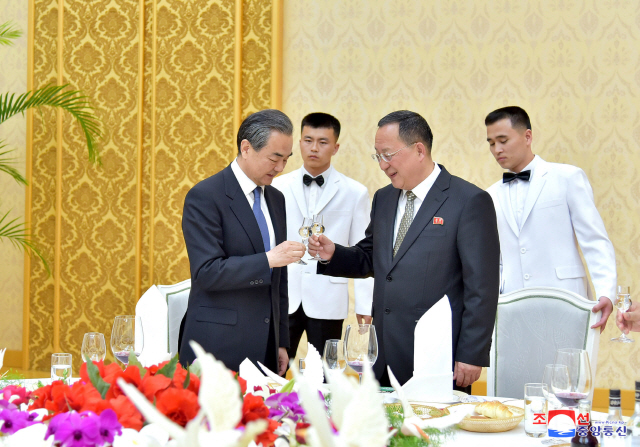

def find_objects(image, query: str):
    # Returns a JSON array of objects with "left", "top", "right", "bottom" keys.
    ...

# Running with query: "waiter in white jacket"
[
  {"left": 485, "top": 106, "right": 615, "bottom": 331},
  {"left": 273, "top": 113, "right": 374, "bottom": 355}
]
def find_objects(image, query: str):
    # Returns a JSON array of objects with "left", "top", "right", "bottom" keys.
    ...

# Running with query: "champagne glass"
[
  {"left": 295, "top": 217, "right": 312, "bottom": 265},
  {"left": 111, "top": 315, "right": 144, "bottom": 367},
  {"left": 550, "top": 348, "right": 592, "bottom": 408},
  {"left": 344, "top": 324, "right": 378, "bottom": 384},
  {"left": 309, "top": 214, "right": 325, "bottom": 260},
  {"left": 611, "top": 285, "right": 634, "bottom": 343},
  {"left": 81, "top": 332, "right": 107, "bottom": 362},
  {"left": 323, "top": 339, "right": 346, "bottom": 374}
]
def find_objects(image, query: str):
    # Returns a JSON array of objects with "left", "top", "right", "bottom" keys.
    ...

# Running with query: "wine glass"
[
  {"left": 344, "top": 324, "right": 378, "bottom": 384},
  {"left": 309, "top": 214, "right": 325, "bottom": 260},
  {"left": 295, "top": 217, "right": 312, "bottom": 265},
  {"left": 611, "top": 285, "right": 634, "bottom": 343},
  {"left": 323, "top": 339, "right": 346, "bottom": 375},
  {"left": 550, "top": 348, "right": 592, "bottom": 408},
  {"left": 111, "top": 315, "right": 144, "bottom": 367},
  {"left": 81, "top": 332, "right": 107, "bottom": 362},
  {"left": 541, "top": 364, "right": 564, "bottom": 410}
]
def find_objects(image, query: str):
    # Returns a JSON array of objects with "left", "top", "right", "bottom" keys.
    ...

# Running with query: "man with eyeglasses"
[{"left": 308, "top": 110, "right": 500, "bottom": 391}]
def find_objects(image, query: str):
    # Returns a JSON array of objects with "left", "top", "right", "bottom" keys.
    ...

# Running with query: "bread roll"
[{"left": 475, "top": 400, "right": 514, "bottom": 418}]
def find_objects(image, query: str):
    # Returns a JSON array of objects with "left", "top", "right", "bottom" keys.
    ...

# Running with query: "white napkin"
[
  {"left": 257, "top": 361, "right": 288, "bottom": 386},
  {"left": 239, "top": 358, "right": 269, "bottom": 392},
  {"left": 401, "top": 295, "right": 453, "bottom": 402},
  {"left": 135, "top": 286, "right": 169, "bottom": 366}
]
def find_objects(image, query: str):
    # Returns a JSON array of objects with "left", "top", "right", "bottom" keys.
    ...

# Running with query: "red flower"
[
  {"left": 104, "top": 365, "right": 143, "bottom": 400},
  {"left": 172, "top": 365, "right": 200, "bottom": 395},
  {"left": 241, "top": 393, "right": 270, "bottom": 424},
  {"left": 109, "top": 394, "right": 144, "bottom": 431},
  {"left": 139, "top": 373, "right": 172, "bottom": 401},
  {"left": 1, "top": 385, "right": 31, "bottom": 406},
  {"left": 79, "top": 361, "right": 122, "bottom": 385},
  {"left": 255, "top": 418, "right": 280, "bottom": 447},
  {"left": 146, "top": 361, "right": 170, "bottom": 376},
  {"left": 231, "top": 371, "right": 247, "bottom": 395},
  {"left": 155, "top": 387, "right": 200, "bottom": 427}
]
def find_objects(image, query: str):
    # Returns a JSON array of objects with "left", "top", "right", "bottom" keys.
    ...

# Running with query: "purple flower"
[
  {"left": 97, "top": 409, "right": 122, "bottom": 444},
  {"left": 46, "top": 411, "right": 101, "bottom": 447},
  {"left": 0, "top": 409, "right": 38, "bottom": 435},
  {"left": 265, "top": 392, "right": 306, "bottom": 422}
]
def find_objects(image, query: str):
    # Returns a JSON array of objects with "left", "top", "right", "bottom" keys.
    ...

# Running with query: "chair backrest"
[
  {"left": 487, "top": 287, "right": 601, "bottom": 399},
  {"left": 156, "top": 279, "right": 191, "bottom": 356}
]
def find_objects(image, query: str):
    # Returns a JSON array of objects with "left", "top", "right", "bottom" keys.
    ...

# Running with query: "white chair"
[
  {"left": 487, "top": 287, "right": 601, "bottom": 399},
  {"left": 156, "top": 279, "right": 191, "bottom": 356}
]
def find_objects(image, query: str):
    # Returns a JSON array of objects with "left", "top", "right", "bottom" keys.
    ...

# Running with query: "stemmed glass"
[
  {"left": 295, "top": 217, "right": 312, "bottom": 265},
  {"left": 309, "top": 214, "right": 325, "bottom": 261},
  {"left": 323, "top": 339, "right": 346, "bottom": 374},
  {"left": 82, "top": 332, "right": 107, "bottom": 362},
  {"left": 611, "top": 285, "right": 634, "bottom": 343},
  {"left": 111, "top": 315, "right": 144, "bottom": 368},
  {"left": 344, "top": 324, "right": 378, "bottom": 384},
  {"left": 550, "top": 348, "right": 592, "bottom": 408},
  {"left": 541, "top": 364, "right": 564, "bottom": 410}
]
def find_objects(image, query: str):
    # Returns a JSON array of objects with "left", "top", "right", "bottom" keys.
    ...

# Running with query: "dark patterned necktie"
[
  {"left": 393, "top": 191, "right": 416, "bottom": 257},
  {"left": 253, "top": 187, "right": 270, "bottom": 251}
]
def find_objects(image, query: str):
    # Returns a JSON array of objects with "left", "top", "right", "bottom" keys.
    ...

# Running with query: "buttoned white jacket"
[
  {"left": 487, "top": 156, "right": 616, "bottom": 302},
  {"left": 272, "top": 167, "right": 374, "bottom": 319}
]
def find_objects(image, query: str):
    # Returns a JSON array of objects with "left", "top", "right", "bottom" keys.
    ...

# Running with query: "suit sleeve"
[
  {"left": 455, "top": 190, "right": 500, "bottom": 367},
  {"left": 318, "top": 190, "right": 377, "bottom": 279},
  {"left": 350, "top": 187, "right": 375, "bottom": 315},
  {"left": 566, "top": 168, "right": 617, "bottom": 302},
  {"left": 182, "top": 186, "right": 271, "bottom": 292}
]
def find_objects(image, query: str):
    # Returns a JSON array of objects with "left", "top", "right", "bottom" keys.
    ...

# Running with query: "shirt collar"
[
  {"left": 231, "top": 159, "right": 262, "bottom": 197},
  {"left": 509, "top": 154, "right": 539, "bottom": 176},
  {"left": 301, "top": 165, "right": 333, "bottom": 186},
  {"left": 404, "top": 162, "right": 441, "bottom": 201}
]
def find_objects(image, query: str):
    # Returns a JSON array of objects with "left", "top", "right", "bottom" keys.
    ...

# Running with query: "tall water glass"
[
  {"left": 612, "top": 285, "right": 634, "bottom": 343},
  {"left": 344, "top": 324, "right": 378, "bottom": 384},
  {"left": 323, "top": 339, "right": 346, "bottom": 374},
  {"left": 81, "top": 332, "right": 107, "bottom": 362},
  {"left": 111, "top": 315, "right": 144, "bottom": 367},
  {"left": 51, "top": 353, "right": 72, "bottom": 384},
  {"left": 524, "top": 383, "right": 548, "bottom": 438}
]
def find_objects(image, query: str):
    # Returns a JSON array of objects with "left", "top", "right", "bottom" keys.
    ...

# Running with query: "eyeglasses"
[{"left": 370, "top": 142, "right": 417, "bottom": 163}]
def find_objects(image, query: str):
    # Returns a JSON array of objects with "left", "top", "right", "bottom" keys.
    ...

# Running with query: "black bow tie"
[
  {"left": 303, "top": 174, "right": 324, "bottom": 187},
  {"left": 503, "top": 170, "right": 531, "bottom": 183}
]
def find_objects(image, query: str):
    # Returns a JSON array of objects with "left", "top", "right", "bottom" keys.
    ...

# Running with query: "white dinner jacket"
[
  {"left": 272, "top": 167, "right": 374, "bottom": 319},
  {"left": 487, "top": 156, "right": 616, "bottom": 302}
]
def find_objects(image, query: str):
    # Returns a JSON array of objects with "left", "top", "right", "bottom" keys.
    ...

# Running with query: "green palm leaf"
[
  {"left": 0, "top": 84, "right": 102, "bottom": 163},
  {"left": 0, "top": 22, "right": 22, "bottom": 46},
  {"left": 0, "top": 211, "right": 50, "bottom": 274},
  {"left": 0, "top": 141, "right": 27, "bottom": 185}
]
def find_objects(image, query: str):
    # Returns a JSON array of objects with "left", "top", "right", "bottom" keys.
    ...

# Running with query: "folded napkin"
[
  {"left": 135, "top": 286, "right": 169, "bottom": 366},
  {"left": 302, "top": 342, "right": 324, "bottom": 389},
  {"left": 400, "top": 295, "right": 453, "bottom": 402},
  {"left": 257, "top": 361, "right": 288, "bottom": 386},
  {"left": 240, "top": 358, "right": 270, "bottom": 392}
]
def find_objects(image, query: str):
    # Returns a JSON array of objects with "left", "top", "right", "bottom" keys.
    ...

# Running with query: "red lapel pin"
[{"left": 433, "top": 217, "right": 444, "bottom": 225}]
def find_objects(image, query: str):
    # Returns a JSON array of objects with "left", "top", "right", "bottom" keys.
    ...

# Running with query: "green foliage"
[
  {"left": 86, "top": 360, "right": 111, "bottom": 399},
  {"left": 127, "top": 351, "right": 147, "bottom": 379},
  {"left": 156, "top": 354, "right": 179, "bottom": 379},
  {"left": 0, "top": 144, "right": 26, "bottom": 185},
  {"left": 0, "top": 22, "right": 22, "bottom": 46},
  {"left": 385, "top": 406, "right": 453, "bottom": 447},
  {"left": 0, "top": 210, "right": 50, "bottom": 275},
  {"left": 0, "top": 368, "right": 25, "bottom": 387},
  {"left": 183, "top": 366, "right": 191, "bottom": 389},
  {"left": 280, "top": 378, "right": 295, "bottom": 394}
]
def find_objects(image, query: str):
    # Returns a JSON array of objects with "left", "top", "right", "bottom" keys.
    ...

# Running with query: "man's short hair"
[
  {"left": 377, "top": 110, "right": 434, "bottom": 152},
  {"left": 301, "top": 112, "right": 341, "bottom": 140},
  {"left": 485, "top": 106, "right": 532, "bottom": 131},
  {"left": 237, "top": 109, "right": 293, "bottom": 154}
]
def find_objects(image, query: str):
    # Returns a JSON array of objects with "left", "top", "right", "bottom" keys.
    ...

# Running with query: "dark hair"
[
  {"left": 237, "top": 109, "right": 293, "bottom": 154},
  {"left": 301, "top": 112, "right": 341, "bottom": 140},
  {"left": 485, "top": 106, "right": 531, "bottom": 131},
  {"left": 377, "top": 110, "right": 433, "bottom": 151}
]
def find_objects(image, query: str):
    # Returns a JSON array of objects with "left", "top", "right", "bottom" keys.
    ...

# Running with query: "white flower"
[{"left": 0, "top": 423, "right": 52, "bottom": 447}]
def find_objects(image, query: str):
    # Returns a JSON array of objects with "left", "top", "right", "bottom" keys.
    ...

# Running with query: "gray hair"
[{"left": 237, "top": 109, "right": 293, "bottom": 154}]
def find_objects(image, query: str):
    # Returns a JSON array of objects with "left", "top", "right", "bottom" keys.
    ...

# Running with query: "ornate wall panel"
[
  {"left": 27, "top": 0, "right": 277, "bottom": 371},
  {"left": 283, "top": 0, "right": 640, "bottom": 389}
]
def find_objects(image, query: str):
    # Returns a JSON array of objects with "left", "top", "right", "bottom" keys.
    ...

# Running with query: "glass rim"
[
  {"left": 556, "top": 348, "right": 586, "bottom": 354},
  {"left": 51, "top": 352, "right": 72, "bottom": 356},
  {"left": 114, "top": 315, "right": 136, "bottom": 319},
  {"left": 524, "top": 382, "right": 548, "bottom": 388},
  {"left": 84, "top": 332, "right": 104, "bottom": 336}
]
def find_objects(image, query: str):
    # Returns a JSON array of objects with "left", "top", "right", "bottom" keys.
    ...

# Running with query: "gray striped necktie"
[{"left": 393, "top": 191, "right": 416, "bottom": 257}]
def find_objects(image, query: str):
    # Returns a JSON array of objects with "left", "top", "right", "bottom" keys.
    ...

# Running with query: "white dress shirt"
[
  {"left": 393, "top": 162, "right": 441, "bottom": 242},
  {"left": 231, "top": 159, "right": 276, "bottom": 251},
  {"left": 508, "top": 155, "right": 540, "bottom": 230},
  {"left": 302, "top": 165, "right": 333, "bottom": 217}
]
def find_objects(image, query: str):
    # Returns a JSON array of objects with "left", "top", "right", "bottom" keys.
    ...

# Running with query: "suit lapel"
[
  {"left": 520, "top": 158, "right": 549, "bottom": 228},
  {"left": 378, "top": 187, "right": 401, "bottom": 273},
  {"left": 289, "top": 169, "right": 309, "bottom": 218},
  {"left": 264, "top": 186, "right": 285, "bottom": 244},
  {"left": 389, "top": 166, "right": 450, "bottom": 271},
  {"left": 314, "top": 171, "right": 340, "bottom": 215},
  {"left": 497, "top": 182, "right": 519, "bottom": 237},
  {"left": 224, "top": 166, "right": 265, "bottom": 253}
]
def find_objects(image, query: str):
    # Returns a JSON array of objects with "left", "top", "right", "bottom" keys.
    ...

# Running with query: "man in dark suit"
[
  {"left": 308, "top": 110, "right": 500, "bottom": 390},
  {"left": 179, "top": 109, "right": 306, "bottom": 375}
]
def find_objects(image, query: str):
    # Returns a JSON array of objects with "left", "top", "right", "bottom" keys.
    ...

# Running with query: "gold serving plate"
[{"left": 447, "top": 402, "right": 524, "bottom": 433}]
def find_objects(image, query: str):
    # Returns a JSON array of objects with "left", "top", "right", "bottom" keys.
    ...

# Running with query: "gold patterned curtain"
[{"left": 25, "top": 0, "right": 282, "bottom": 371}]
